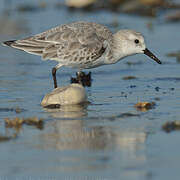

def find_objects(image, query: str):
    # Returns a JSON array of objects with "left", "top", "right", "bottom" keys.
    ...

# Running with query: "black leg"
[
  {"left": 70, "top": 71, "right": 92, "bottom": 87},
  {"left": 52, "top": 67, "right": 57, "bottom": 88}
]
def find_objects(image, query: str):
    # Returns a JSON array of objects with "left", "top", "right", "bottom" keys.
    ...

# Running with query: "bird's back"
[
  {"left": 35, "top": 21, "right": 113, "bottom": 46},
  {"left": 3, "top": 21, "right": 114, "bottom": 69}
]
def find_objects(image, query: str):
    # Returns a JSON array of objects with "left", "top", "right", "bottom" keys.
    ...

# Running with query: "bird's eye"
[{"left": 134, "top": 39, "right": 139, "bottom": 44}]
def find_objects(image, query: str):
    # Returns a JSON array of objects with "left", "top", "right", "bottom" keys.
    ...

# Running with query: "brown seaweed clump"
[
  {"left": 166, "top": 11, "right": 180, "bottom": 22},
  {"left": 122, "top": 76, "right": 137, "bottom": 80},
  {"left": 0, "top": 135, "right": 12, "bottom": 142},
  {"left": 167, "top": 51, "right": 180, "bottom": 63},
  {"left": 4, "top": 117, "right": 44, "bottom": 130},
  {"left": 135, "top": 101, "right": 156, "bottom": 111},
  {"left": 162, "top": 121, "right": 180, "bottom": 133}
]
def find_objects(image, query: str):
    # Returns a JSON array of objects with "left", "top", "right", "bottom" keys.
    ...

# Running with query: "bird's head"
[{"left": 113, "top": 30, "right": 161, "bottom": 64}]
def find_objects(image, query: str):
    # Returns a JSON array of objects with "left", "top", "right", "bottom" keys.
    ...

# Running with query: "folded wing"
[{"left": 3, "top": 22, "right": 112, "bottom": 64}]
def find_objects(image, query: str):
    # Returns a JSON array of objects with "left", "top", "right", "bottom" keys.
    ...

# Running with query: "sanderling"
[{"left": 3, "top": 21, "right": 161, "bottom": 88}]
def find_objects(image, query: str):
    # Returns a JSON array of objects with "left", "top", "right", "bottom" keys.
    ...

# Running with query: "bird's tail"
[
  {"left": 2, "top": 39, "right": 45, "bottom": 57},
  {"left": 2, "top": 40, "right": 16, "bottom": 47}
]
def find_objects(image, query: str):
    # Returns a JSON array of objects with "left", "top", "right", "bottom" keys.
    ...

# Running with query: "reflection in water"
[
  {"left": 39, "top": 105, "right": 147, "bottom": 175},
  {"left": 40, "top": 119, "right": 146, "bottom": 152},
  {"left": 40, "top": 120, "right": 112, "bottom": 151},
  {"left": 43, "top": 103, "right": 88, "bottom": 118}
]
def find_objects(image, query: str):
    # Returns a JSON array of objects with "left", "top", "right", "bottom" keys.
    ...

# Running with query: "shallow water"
[{"left": 0, "top": 0, "right": 180, "bottom": 179}]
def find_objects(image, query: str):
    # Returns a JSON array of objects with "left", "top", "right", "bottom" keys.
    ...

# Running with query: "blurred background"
[{"left": 0, "top": 0, "right": 180, "bottom": 179}]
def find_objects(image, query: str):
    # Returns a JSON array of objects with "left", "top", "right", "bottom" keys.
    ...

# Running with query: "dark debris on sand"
[
  {"left": 0, "top": 107, "right": 25, "bottom": 114},
  {"left": 4, "top": 117, "right": 44, "bottom": 130},
  {"left": 167, "top": 51, "right": 180, "bottom": 63},
  {"left": 0, "top": 117, "right": 44, "bottom": 142},
  {"left": 71, "top": 71, "right": 92, "bottom": 87},
  {"left": 0, "top": 135, "right": 12, "bottom": 142},
  {"left": 122, "top": 76, "right": 137, "bottom": 80},
  {"left": 166, "top": 10, "right": 180, "bottom": 22},
  {"left": 162, "top": 121, "right": 180, "bottom": 133},
  {"left": 135, "top": 102, "right": 156, "bottom": 112}
]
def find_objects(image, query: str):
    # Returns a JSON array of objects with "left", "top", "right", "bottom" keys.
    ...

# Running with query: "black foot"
[{"left": 71, "top": 72, "right": 92, "bottom": 87}]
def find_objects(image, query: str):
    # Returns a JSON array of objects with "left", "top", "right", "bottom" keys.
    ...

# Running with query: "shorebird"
[{"left": 3, "top": 21, "right": 161, "bottom": 88}]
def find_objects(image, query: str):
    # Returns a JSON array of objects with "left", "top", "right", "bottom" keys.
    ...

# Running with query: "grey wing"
[
  {"left": 56, "top": 26, "right": 107, "bottom": 65},
  {"left": 6, "top": 22, "right": 110, "bottom": 65},
  {"left": 42, "top": 22, "right": 108, "bottom": 65}
]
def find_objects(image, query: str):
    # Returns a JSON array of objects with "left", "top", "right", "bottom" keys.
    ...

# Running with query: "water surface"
[{"left": 0, "top": 1, "right": 180, "bottom": 179}]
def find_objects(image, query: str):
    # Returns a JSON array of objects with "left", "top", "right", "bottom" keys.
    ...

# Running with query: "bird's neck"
[{"left": 111, "top": 33, "right": 132, "bottom": 63}]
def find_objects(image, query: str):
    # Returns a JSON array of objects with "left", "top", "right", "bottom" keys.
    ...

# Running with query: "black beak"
[{"left": 143, "top": 48, "right": 162, "bottom": 64}]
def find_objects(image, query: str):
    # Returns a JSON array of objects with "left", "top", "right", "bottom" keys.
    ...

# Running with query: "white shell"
[{"left": 41, "top": 83, "right": 87, "bottom": 106}]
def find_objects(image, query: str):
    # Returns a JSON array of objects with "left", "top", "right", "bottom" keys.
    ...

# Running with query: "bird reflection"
[
  {"left": 43, "top": 103, "right": 88, "bottom": 118},
  {"left": 38, "top": 106, "right": 148, "bottom": 174},
  {"left": 42, "top": 123, "right": 146, "bottom": 151},
  {"left": 40, "top": 106, "right": 147, "bottom": 153}
]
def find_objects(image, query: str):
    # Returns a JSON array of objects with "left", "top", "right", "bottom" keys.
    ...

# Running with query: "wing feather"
[{"left": 4, "top": 22, "right": 113, "bottom": 65}]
